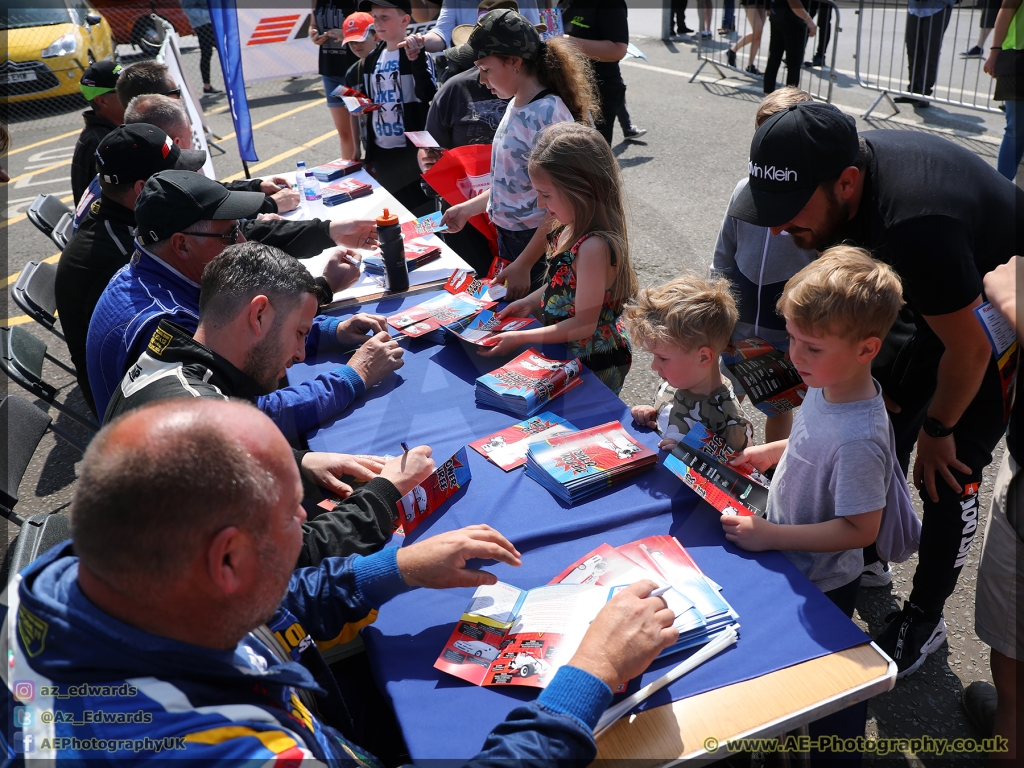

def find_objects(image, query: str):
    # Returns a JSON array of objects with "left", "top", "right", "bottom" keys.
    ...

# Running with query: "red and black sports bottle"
[{"left": 377, "top": 208, "right": 409, "bottom": 293}]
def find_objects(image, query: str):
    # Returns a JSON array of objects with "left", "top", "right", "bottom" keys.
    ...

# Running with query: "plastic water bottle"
[
  {"left": 296, "top": 160, "right": 309, "bottom": 202},
  {"left": 377, "top": 208, "right": 408, "bottom": 293},
  {"left": 303, "top": 170, "right": 322, "bottom": 202}
]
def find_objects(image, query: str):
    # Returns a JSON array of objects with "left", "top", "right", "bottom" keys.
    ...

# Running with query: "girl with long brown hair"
[{"left": 482, "top": 122, "right": 638, "bottom": 395}]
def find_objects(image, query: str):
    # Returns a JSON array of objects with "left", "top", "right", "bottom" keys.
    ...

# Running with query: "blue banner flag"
[{"left": 208, "top": 0, "right": 257, "bottom": 162}]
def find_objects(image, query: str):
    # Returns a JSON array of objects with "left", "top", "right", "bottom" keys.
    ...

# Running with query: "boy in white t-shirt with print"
[
  {"left": 722, "top": 247, "right": 904, "bottom": 620},
  {"left": 357, "top": 0, "right": 436, "bottom": 215}
]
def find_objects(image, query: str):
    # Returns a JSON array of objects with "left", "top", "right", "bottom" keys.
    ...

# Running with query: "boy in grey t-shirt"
[{"left": 721, "top": 247, "right": 904, "bottom": 617}]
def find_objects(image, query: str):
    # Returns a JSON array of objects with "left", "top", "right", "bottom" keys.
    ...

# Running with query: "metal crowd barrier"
[
  {"left": 687, "top": 0, "right": 842, "bottom": 104},
  {"left": 854, "top": 0, "right": 1001, "bottom": 117}
]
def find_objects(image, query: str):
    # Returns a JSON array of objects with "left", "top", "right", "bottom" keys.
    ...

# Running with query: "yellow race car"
[{"left": 3, "top": 1, "right": 117, "bottom": 104}]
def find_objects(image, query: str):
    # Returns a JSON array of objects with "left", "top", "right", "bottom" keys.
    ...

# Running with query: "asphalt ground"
[{"left": 2, "top": 16, "right": 1018, "bottom": 766}]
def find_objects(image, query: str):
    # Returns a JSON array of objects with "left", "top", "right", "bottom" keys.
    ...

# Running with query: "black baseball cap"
[
  {"left": 95, "top": 123, "right": 207, "bottom": 186},
  {"left": 727, "top": 102, "right": 860, "bottom": 228},
  {"left": 358, "top": 0, "right": 413, "bottom": 16},
  {"left": 448, "top": 8, "right": 543, "bottom": 64},
  {"left": 80, "top": 60, "right": 122, "bottom": 100},
  {"left": 135, "top": 170, "right": 265, "bottom": 245}
]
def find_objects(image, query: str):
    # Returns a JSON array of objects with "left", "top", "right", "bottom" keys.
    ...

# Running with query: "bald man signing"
[{"left": 3, "top": 399, "right": 678, "bottom": 764}]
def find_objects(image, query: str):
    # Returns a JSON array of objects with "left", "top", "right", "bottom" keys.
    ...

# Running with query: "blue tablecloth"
[{"left": 288, "top": 291, "right": 871, "bottom": 761}]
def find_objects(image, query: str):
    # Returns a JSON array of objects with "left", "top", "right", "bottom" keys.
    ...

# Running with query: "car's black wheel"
[{"left": 519, "top": 665, "right": 532, "bottom": 677}]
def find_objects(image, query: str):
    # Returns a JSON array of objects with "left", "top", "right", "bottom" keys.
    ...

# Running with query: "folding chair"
[
  {"left": 0, "top": 326, "right": 98, "bottom": 432},
  {"left": 25, "top": 194, "right": 72, "bottom": 241},
  {"left": 11, "top": 260, "right": 64, "bottom": 341},
  {"left": 2, "top": 395, "right": 75, "bottom": 578},
  {"left": 51, "top": 212, "right": 74, "bottom": 250}
]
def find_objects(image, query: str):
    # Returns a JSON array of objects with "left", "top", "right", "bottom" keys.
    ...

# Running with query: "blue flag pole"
[{"left": 208, "top": 0, "right": 258, "bottom": 165}]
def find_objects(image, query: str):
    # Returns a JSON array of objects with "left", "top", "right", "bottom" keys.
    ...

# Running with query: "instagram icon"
[{"left": 12, "top": 681, "right": 34, "bottom": 702}]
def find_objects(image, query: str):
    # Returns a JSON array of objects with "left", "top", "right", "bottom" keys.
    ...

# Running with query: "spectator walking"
[
  {"left": 984, "top": 0, "right": 1023, "bottom": 181},
  {"left": 71, "top": 61, "right": 123, "bottom": 204},
  {"left": 181, "top": 0, "right": 220, "bottom": 93},
  {"left": 671, "top": 0, "right": 691, "bottom": 35},
  {"left": 312, "top": 0, "right": 360, "bottom": 159},
  {"left": 896, "top": 0, "right": 955, "bottom": 107},
  {"left": 727, "top": 0, "right": 768, "bottom": 75},
  {"left": 617, "top": 100, "right": 647, "bottom": 141},
  {"left": 805, "top": 0, "right": 830, "bottom": 67},
  {"left": 562, "top": 0, "right": 629, "bottom": 144},
  {"left": 719, "top": 0, "right": 736, "bottom": 34},
  {"left": 762, "top": 0, "right": 816, "bottom": 94},
  {"left": 963, "top": 0, "right": 1000, "bottom": 57}
]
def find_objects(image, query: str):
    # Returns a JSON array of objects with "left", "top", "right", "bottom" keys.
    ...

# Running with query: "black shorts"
[{"left": 981, "top": 0, "right": 1000, "bottom": 29}]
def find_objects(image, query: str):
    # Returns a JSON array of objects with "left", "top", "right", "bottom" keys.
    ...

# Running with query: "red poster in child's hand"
[{"left": 422, "top": 144, "right": 498, "bottom": 259}]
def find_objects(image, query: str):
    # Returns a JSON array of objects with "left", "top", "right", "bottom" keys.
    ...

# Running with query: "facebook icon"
[{"left": 14, "top": 732, "right": 34, "bottom": 754}]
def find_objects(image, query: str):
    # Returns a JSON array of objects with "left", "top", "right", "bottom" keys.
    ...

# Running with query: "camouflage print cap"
[{"left": 455, "top": 9, "right": 543, "bottom": 63}]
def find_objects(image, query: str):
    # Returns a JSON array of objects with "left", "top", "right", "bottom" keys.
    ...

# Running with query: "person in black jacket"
[
  {"left": 58, "top": 125, "right": 373, "bottom": 417},
  {"left": 71, "top": 61, "right": 125, "bottom": 204},
  {"left": 105, "top": 242, "right": 434, "bottom": 563},
  {"left": 358, "top": 0, "right": 437, "bottom": 216}
]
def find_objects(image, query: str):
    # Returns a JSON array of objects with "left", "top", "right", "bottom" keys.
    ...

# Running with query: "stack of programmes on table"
[{"left": 333, "top": 263, "right": 810, "bottom": 686}]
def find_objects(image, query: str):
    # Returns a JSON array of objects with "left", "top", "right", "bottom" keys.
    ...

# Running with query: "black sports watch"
[{"left": 922, "top": 417, "right": 955, "bottom": 438}]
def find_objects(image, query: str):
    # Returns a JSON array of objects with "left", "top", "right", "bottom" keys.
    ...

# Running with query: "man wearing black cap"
[
  {"left": 86, "top": 170, "right": 394, "bottom": 431},
  {"left": 729, "top": 101, "right": 1024, "bottom": 677},
  {"left": 71, "top": 61, "right": 124, "bottom": 204},
  {"left": 57, "top": 124, "right": 208, "bottom": 414}
]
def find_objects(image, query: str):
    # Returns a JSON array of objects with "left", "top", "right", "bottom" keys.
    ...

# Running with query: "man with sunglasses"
[{"left": 86, "top": 170, "right": 400, "bottom": 429}]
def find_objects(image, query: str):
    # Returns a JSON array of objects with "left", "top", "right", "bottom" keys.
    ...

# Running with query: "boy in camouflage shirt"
[{"left": 624, "top": 274, "right": 754, "bottom": 453}]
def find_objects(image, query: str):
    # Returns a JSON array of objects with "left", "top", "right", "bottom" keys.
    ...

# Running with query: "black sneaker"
[
  {"left": 875, "top": 602, "right": 947, "bottom": 678},
  {"left": 727, "top": 49, "right": 737, "bottom": 67},
  {"left": 745, "top": 64, "right": 761, "bottom": 76},
  {"left": 962, "top": 681, "right": 997, "bottom": 737},
  {"left": 962, "top": 45, "right": 984, "bottom": 58},
  {"left": 622, "top": 125, "right": 647, "bottom": 141},
  {"left": 811, "top": 53, "right": 825, "bottom": 67}
]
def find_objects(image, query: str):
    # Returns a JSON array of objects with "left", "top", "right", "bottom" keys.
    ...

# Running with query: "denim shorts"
[{"left": 323, "top": 75, "right": 348, "bottom": 108}]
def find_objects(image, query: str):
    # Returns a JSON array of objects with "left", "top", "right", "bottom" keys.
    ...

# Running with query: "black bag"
[{"left": 994, "top": 48, "right": 1023, "bottom": 101}]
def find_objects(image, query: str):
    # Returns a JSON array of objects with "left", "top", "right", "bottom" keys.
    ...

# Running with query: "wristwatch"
[{"left": 922, "top": 417, "right": 955, "bottom": 438}]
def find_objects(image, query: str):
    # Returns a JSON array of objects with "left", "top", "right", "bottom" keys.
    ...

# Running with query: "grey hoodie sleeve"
[{"left": 711, "top": 179, "right": 747, "bottom": 277}]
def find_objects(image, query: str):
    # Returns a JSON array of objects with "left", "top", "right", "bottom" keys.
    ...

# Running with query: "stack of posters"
[
  {"left": 311, "top": 158, "right": 363, "bottom": 182},
  {"left": 470, "top": 412, "right": 576, "bottom": 471},
  {"left": 524, "top": 421, "right": 657, "bottom": 504},
  {"left": 433, "top": 535, "right": 739, "bottom": 689},
  {"left": 475, "top": 349, "right": 583, "bottom": 417}
]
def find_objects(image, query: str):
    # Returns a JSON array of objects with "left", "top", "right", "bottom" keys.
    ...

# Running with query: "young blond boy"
[
  {"left": 624, "top": 274, "right": 754, "bottom": 454},
  {"left": 722, "top": 247, "right": 904, "bottom": 617}
]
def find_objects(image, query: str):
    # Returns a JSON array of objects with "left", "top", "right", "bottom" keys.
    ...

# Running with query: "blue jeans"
[
  {"left": 722, "top": 0, "right": 735, "bottom": 28},
  {"left": 496, "top": 225, "right": 547, "bottom": 290},
  {"left": 997, "top": 99, "right": 1023, "bottom": 182}
]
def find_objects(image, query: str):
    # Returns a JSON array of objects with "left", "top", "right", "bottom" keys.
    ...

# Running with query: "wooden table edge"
[{"left": 595, "top": 641, "right": 897, "bottom": 765}]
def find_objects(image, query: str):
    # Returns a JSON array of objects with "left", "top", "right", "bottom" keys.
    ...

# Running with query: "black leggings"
[
  {"left": 194, "top": 22, "right": 217, "bottom": 85},
  {"left": 763, "top": 11, "right": 807, "bottom": 94},
  {"left": 872, "top": 321, "right": 1009, "bottom": 619},
  {"left": 823, "top": 575, "right": 861, "bottom": 619}
]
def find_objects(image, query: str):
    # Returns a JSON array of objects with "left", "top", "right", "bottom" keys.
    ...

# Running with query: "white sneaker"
[{"left": 861, "top": 560, "right": 892, "bottom": 587}]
